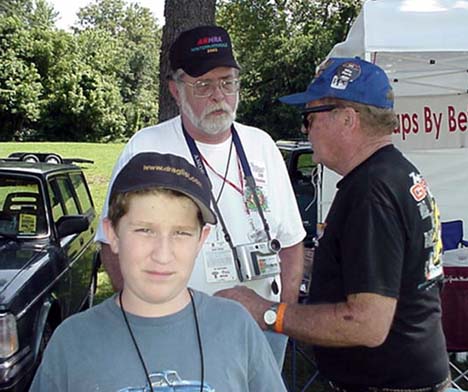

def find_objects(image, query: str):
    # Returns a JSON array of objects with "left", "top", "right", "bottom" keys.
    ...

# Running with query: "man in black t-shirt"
[{"left": 216, "top": 58, "right": 450, "bottom": 391}]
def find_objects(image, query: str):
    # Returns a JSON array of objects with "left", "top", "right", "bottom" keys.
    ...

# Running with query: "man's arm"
[
  {"left": 216, "top": 287, "right": 396, "bottom": 348},
  {"left": 100, "top": 243, "right": 123, "bottom": 292},
  {"left": 279, "top": 242, "right": 304, "bottom": 303}
]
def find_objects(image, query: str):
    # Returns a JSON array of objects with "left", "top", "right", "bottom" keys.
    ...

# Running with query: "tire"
[
  {"left": 22, "top": 154, "right": 39, "bottom": 163},
  {"left": 44, "top": 154, "right": 62, "bottom": 164}
]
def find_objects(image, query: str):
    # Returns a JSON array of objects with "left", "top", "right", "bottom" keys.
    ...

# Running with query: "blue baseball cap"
[{"left": 279, "top": 57, "right": 394, "bottom": 109}]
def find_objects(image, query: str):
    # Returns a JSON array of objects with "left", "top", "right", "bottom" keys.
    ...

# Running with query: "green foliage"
[
  {"left": 36, "top": 29, "right": 127, "bottom": 141},
  {"left": 0, "top": 0, "right": 359, "bottom": 142},
  {"left": 75, "top": 0, "right": 161, "bottom": 138},
  {"left": 0, "top": 16, "right": 43, "bottom": 140},
  {"left": 217, "top": 0, "right": 362, "bottom": 140},
  {"left": 0, "top": 0, "right": 160, "bottom": 142}
]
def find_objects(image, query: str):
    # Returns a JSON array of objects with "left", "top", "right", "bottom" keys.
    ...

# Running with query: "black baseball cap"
[
  {"left": 109, "top": 152, "right": 217, "bottom": 225},
  {"left": 169, "top": 25, "right": 240, "bottom": 77}
]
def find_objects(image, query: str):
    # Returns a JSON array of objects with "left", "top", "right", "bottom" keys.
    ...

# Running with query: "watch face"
[{"left": 264, "top": 309, "right": 277, "bottom": 326}]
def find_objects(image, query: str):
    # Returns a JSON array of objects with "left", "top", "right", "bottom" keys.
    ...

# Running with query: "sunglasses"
[{"left": 301, "top": 104, "right": 340, "bottom": 133}]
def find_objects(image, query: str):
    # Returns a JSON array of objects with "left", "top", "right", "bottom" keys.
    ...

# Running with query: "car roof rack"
[{"left": 5, "top": 152, "right": 94, "bottom": 165}]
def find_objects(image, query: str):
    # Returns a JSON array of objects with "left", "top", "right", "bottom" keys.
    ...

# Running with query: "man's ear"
[
  {"left": 169, "top": 80, "right": 180, "bottom": 106},
  {"left": 103, "top": 218, "right": 119, "bottom": 255},
  {"left": 343, "top": 107, "right": 359, "bottom": 128}
]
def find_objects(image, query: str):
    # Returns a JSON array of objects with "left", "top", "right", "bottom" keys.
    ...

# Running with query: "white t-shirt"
[{"left": 96, "top": 116, "right": 306, "bottom": 301}]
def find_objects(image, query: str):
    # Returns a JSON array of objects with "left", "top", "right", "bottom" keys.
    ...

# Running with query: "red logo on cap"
[{"left": 197, "top": 36, "right": 223, "bottom": 46}]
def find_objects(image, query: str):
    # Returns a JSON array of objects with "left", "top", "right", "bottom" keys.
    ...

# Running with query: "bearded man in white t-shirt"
[{"left": 96, "top": 25, "right": 306, "bottom": 368}]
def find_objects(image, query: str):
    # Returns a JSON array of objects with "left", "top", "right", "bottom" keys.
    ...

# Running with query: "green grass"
[
  {"left": 0, "top": 142, "right": 124, "bottom": 303},
  {"left": 0, "top": 143, "right": 124, "bottom": 214}
]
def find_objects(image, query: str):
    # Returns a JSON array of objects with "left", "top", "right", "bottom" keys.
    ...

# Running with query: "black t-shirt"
[{"left": 308, "top": 145, "right": 449, "bottom": 387}]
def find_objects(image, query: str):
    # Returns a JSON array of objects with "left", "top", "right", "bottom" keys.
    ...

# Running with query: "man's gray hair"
[
  {"left": 326, "top": 98, "right": 398, "bottom": 136},
  {"left": 171, "top": 68, "right": 186, "bottom": 82}
]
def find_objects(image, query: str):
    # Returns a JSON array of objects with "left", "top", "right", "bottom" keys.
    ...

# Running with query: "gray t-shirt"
[{"left": 29, "top": 290, "right": 286, "bottom": 391}]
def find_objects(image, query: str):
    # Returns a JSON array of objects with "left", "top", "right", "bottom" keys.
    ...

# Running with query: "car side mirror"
[{"left": 56, "top": 215, "right": 90, "bottom": 238}]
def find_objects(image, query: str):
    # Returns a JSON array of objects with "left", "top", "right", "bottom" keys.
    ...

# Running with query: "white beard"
[{"left": 178, "top": 87, "right": 238, "bottom": 135}]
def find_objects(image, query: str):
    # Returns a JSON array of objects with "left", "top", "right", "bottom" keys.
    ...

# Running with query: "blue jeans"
[{"left": 264, "top": 330, "right": 288, "bottom": 369}]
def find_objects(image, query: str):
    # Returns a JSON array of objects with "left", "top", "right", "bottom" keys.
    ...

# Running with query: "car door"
[
  {"left": 289, "top": 150, "right": 318, "bottom": 246},
  {"left": 47, "top": 172, "right": 95, "bottom": 315}
]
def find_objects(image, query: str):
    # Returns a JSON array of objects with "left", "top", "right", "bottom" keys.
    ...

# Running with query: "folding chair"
[
  {"left": 441, "top": 220, "right": 468, "bottom": 251},
  {"left": 283, "top": 339, "right": 321, "bottom": 392},
  {"left": 441, "top": 257, "right": 468, "bottom": 389}
]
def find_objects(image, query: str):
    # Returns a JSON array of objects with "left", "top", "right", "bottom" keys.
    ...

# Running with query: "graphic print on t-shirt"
[
  {"left": 408, "top": 171, "right": 443, "bottom": 284},
  {"left": 117, "top": 370, "right": 214, "bottom": 392}
]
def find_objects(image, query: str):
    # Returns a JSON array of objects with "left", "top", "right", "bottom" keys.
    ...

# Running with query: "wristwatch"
[{"left": 263, "top": 303, "right": 279, "bottom": 330}]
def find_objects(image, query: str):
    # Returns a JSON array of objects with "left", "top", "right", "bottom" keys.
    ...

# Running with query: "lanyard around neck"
[{"left": 181, "top": 122, "right": 272, "bottom": 242}]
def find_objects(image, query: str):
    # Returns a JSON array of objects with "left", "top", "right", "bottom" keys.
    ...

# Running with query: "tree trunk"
[{"left": 158, "top": 0, "right": 216, "bottom": 122}]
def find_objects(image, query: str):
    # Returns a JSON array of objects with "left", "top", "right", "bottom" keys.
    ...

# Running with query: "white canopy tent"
[{"left": 320, "top": 0, "right": 468, "bottom": 229}]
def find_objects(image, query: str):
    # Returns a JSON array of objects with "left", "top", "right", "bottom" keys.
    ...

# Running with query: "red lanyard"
[{"left": 200, "top": 153, "right": 244, "bottom": 195}]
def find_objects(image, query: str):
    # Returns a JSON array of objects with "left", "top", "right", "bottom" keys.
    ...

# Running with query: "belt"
[{"left": 328, "top": 375, "right": 451, "bottom": 392}]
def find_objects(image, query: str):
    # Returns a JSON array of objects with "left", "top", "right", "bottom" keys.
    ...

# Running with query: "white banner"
[{"left": 393, "top": 95, "right": 468, "bottom": 151}]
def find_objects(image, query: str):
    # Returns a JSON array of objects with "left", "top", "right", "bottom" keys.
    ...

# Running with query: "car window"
[
  {"left": 0, "top": 175, "right": 47, "bottom": 236},
  {"left": 49, "top": 176, "right": 80, "bottom": 220},
  {"left": 48, "top": 182, "right": 65, "bottom": 223},
  {"left": 69, "top": 172, "right": 93, "bottom": 213},
  {"left": 296, "top": 152, "right": 315, "bottom": 181}
]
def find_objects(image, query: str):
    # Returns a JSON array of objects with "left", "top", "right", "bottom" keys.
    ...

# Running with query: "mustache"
[{"left": 203, "top": 102, "right": 233, "bottom": 117}]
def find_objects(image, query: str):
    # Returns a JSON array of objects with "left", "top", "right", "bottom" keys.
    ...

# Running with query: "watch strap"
[{"left": 274, "top": 302, "right": 287, "bottom": 334}]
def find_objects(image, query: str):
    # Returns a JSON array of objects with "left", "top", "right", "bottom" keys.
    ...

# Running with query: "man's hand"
[{"left": 215, "top": 286, "right": 274, "bottom": 329}]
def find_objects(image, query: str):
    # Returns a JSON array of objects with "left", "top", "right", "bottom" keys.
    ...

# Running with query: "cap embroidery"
[
  {"left": 192, "top": 35, "right": 227, "bottom": 53},
  {"left": 330, "top": 62, "right": 361, "bottom": 90},
  {"left": 142, "top": 164, "right": 202, "bottom": 188},
  {"left": 196, "top": 36, "right": 223, "bottom": 46},
  {"left": 191, "top": 42, "right": 228, "bottom": 53}
]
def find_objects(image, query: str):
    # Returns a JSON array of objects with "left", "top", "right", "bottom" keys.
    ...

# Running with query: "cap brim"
[
  {"left": 171, "top": 187, "right": 217, "bottom": 225},
  {"left": 278, "top": 91, "right": 315, "bottom": 106},
  {"left": 195, "top": 202, "right": 217, "bottom": 225}
]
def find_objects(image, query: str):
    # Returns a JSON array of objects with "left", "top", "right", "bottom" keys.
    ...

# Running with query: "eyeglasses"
[
  {"left": 301, "top": 104, "right": 339, "bottom": 133},
  {"left": 178, "top": 78, "right": 240, "bottom": 98}
]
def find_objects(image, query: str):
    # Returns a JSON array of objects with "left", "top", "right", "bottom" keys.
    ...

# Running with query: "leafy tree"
[
  {"left": 29, "top": 0, "right": 57, "bottom": 29},
  {"left": 38, "top": 30, "right": 126, "bottom": 141},
  {"left": 0, "top": 15, "right": 42, "bottom": 140},
  {"left": 75, "top": 0, "right": 161, "bottom": 138},
  {"left": 217, "top": 0, "right": 361, "bottom": 140},
  {"left": 0, "top": 0, "right": 33, "bottom": 19}
]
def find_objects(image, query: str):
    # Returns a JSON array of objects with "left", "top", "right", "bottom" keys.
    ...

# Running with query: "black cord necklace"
[
  {"left": 118, "top": 289, "right": 204, "bottom": 392},
  {"left": 214, "top": 137, "right": 234, "bottom": 204}
]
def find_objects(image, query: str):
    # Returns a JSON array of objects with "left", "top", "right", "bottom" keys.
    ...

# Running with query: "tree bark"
[{"left": 158, "top": 0, "right": 216, "bottom": 122}]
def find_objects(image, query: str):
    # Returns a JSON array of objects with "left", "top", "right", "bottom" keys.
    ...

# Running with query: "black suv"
[
  {"left": 276, "top": 140, "right": 318, "bottom": 246},
  {"left": 0, "top": 154, "right": 99, "bottom": 391}
]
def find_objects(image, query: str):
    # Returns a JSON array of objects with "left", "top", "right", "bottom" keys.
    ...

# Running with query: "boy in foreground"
[{"left": 30, "top": 152, "right": 286, "bottom": 392}]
